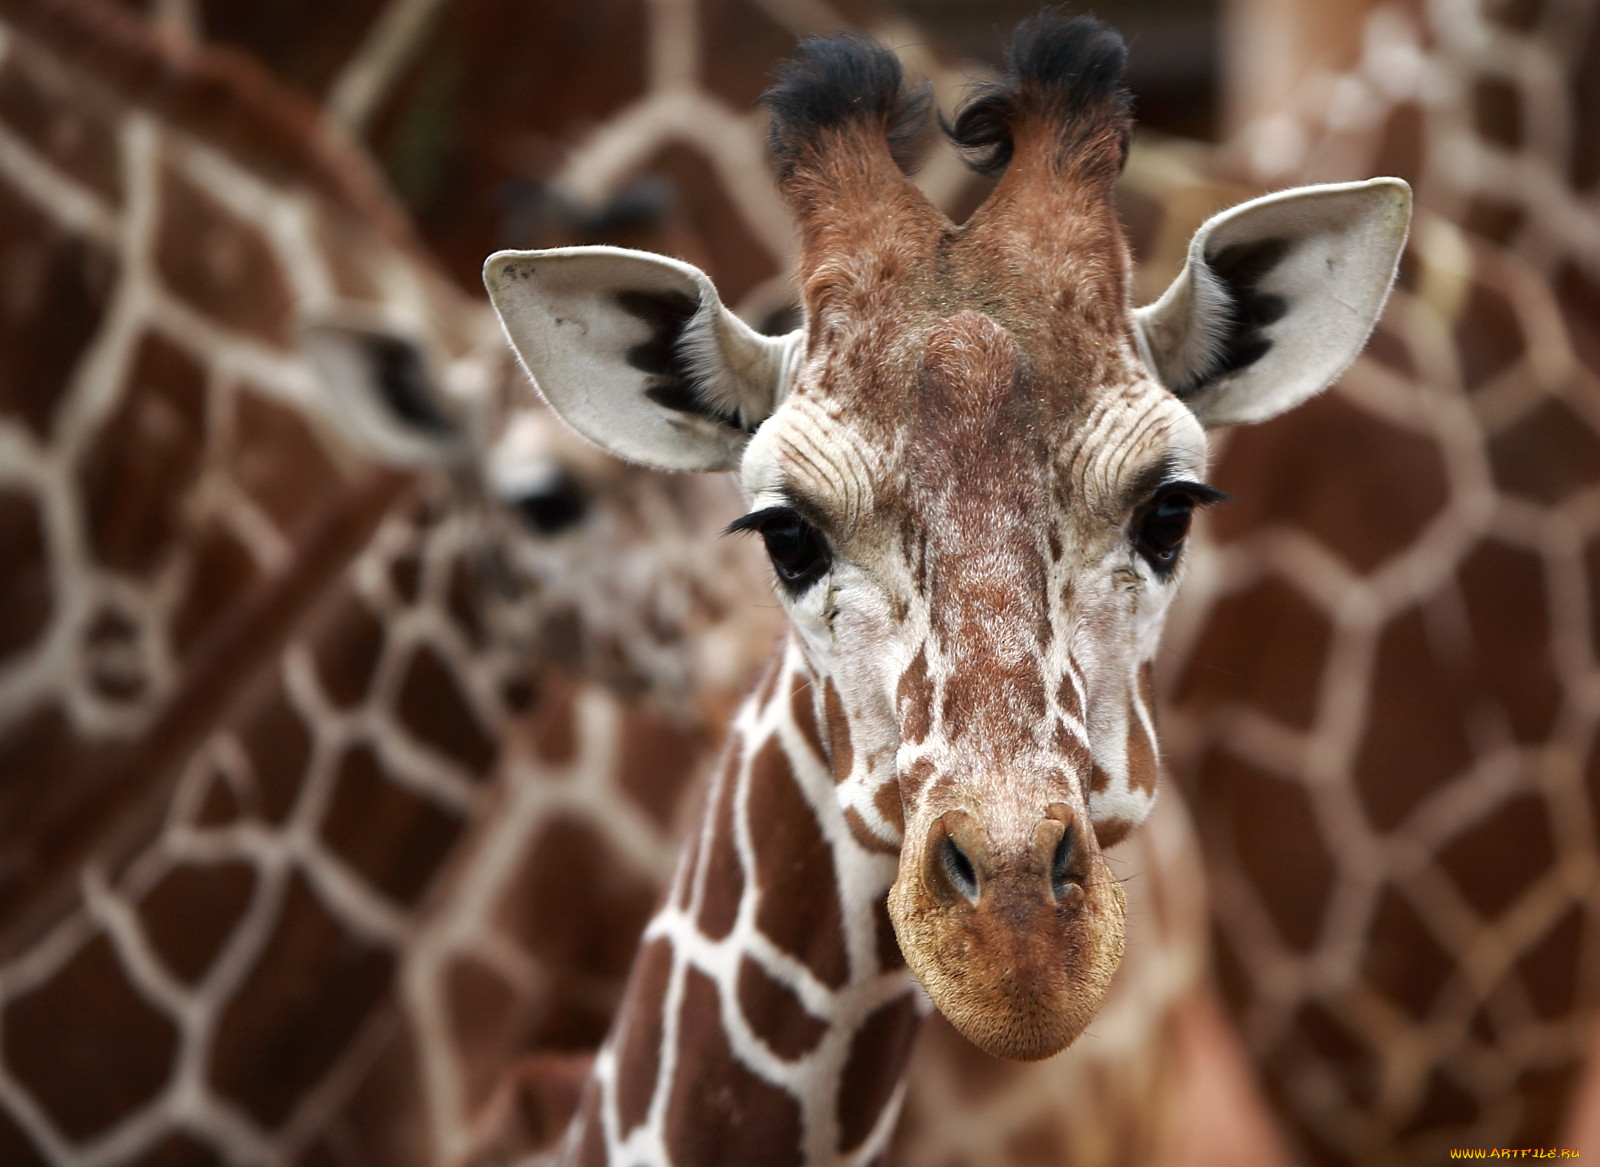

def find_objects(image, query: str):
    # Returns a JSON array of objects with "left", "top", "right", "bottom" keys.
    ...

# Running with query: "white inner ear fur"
[
  {"left": 484, "top": 246, "right": 800, "bottom": 473},
  {"left": 1134, "top": 177, "right": 1412, "bottom": 429},
  {"left": 1133, "top": 258, "right": 1231, "bottom": 396},
  {"left": 676, "top": 288, "right": 801, "bottom": 431}
]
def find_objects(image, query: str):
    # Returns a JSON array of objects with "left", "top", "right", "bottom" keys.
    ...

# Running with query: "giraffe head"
[
  {"left": 486, "top": 12, "right": 1410, "bottom": 1061},
  {"left": 299, "top": 301, "right": 770, "bottom": 712}
]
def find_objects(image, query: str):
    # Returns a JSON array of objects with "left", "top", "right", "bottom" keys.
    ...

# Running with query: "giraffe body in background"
[
  {"left": 1144, "top": 0, "right": 1600, "bottom": 1160},
  {"left": 0, "top": 0, "right": 420, "bottom": 962},
  {"left": 488, "top": 15, "right": 1406, "bottom": 1162},
  {"left": 0, "top": 5, "right": 772, "bottom": 1164}
]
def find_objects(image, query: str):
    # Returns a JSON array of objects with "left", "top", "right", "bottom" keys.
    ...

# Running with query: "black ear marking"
[
  {"left": 364, "top": 334, "right": 454, "bottom": 434},
  {"left": 757, "top": 299, "right": 802, "bottom": 337},
  {"left": 1200, "top": 237, "right": 1291, "bottom": 386},
  {"left": 616, "top": 289, "right": 752, "bottom": 433},
  {"left": 618, "top": 288, "right": 697, "bottom": 380}
]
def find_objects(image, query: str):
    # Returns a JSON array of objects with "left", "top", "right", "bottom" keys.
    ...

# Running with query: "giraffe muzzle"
[{"left": 887, "top": 800, "right": 1126, "bottom": 1061}]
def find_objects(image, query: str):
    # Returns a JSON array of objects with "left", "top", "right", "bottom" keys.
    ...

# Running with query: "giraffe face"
[
  {"left": 487, "top": 19, "right": 1408, "bottom": 1064},
  {"left": 304, "top": 321, "right": 767, "bottom": 706},
  {"left": 733, "top": 290, "right": 1211, "bottom": 1057},
  {"left": 478, "top": 406, "right": 768, "bottom": 704}
]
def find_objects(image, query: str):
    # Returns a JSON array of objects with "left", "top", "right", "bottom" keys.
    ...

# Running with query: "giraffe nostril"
[
  {"left": 940, "top": 834, "right": 980, "bottom": 903},
  {"left": 1050, "top": 825, "right": 1082, "bottom": 904}
]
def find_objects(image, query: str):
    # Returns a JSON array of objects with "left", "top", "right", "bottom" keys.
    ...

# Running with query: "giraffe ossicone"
[{"left": 488, "top": 14, "right": 1410, "bottom": 1067}]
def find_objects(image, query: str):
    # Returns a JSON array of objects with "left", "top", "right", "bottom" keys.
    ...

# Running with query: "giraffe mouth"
[{"left": 885, "top": 803, "right": 1127, "bottom": 1060}]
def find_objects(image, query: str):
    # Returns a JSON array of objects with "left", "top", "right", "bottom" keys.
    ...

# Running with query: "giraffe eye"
[
  {"left": 727, "top": 506, "right": 832, "bottom": 593},
  {"left": 1137, "top": 492, "right": 1193, "bottom": 566},
  {"left": 1133, "top": 483, "right": 1225, "bottom": 575},
  {"left": 508, "top": 470, "right": 589, "bottom": 535}
]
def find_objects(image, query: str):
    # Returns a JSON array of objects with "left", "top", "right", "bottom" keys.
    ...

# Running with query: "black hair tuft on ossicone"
[
  {"left": 949, "top": 9, "right": 1131, "bottom": 177},
  {"left": 760, "top": 32, "right": 933, "bottom": 180}
]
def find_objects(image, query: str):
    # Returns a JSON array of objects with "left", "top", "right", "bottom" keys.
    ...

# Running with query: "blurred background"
[
  {"left": 110, "top": 0, "right": 1357, "bottom": 297},
  {"left": 1, "top": 0, "right": 1597, "bottom": 1165}
]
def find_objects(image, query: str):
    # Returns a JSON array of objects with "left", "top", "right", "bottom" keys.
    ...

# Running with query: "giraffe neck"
[
  {"left": 563, "top": 638, "right": 922, "bottom": 1166},
  {"left": 0, "top": 6, "right": 434, "bottom": 956}
]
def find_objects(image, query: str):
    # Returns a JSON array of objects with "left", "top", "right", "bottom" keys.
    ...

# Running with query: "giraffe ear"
[
  {"left": 1133, "top": 177, "right": 1411, "bottom": 427},
  {"left": 484, "top": 246, "right": 800, "bottom": 472},
  {"left": 301, "top": 311, "right": 479, "bottom": 465}
]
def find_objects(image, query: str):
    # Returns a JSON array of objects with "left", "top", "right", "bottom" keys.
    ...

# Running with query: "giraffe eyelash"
[
  {"left": 724, "top": 506, "right": 795, "bottom": 537},
  {"left": 1160, "top": 480, "right": 1229, "bottom": 507}
]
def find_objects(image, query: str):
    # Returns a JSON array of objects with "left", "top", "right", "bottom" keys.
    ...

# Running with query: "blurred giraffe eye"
[
  {"left": 509, "top": 470, "right": 589, "bottom": 535},
  {"left": 727, "top": 506, "right": 832, "bottom": 593}
]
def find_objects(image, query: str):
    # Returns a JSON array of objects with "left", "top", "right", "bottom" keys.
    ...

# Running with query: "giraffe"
[
  {"left": 296, "top": 225, "right": 1238, "bottom": 1167},
  {"left": 1132, "top": 0, "right": 1600, "bottom": 1160},
  {"left": 484, "top": 12, "right": 1409, "bottom": 1161},
  {"left": 277, "top": 319, "right": 782, "bottom": 1167}
]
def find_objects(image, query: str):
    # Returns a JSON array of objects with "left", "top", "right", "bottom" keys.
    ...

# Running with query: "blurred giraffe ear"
[
  {"left": 484, "top": 246, "right": 800, "bottom": 472},
  {"left": 301, "top": 309, "right": 476, "bottom": 465},
  {"left": 1133, "top": 178, "right": 1411, "bottom": 427}
]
